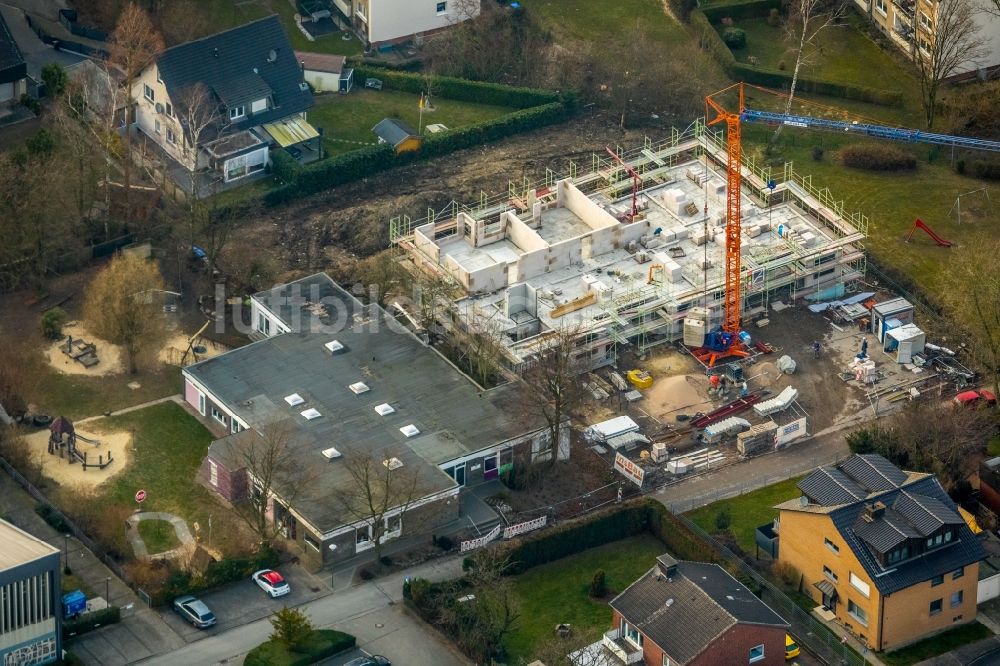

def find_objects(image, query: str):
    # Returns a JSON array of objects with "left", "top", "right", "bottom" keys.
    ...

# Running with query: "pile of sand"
[
  {"left": 750, "top": 361, "right": 781, "bottom": 389},
  {"left": 157, "top": 332, "right": 226, "bottom": 367},
  {"left": 23, "top": 423, "right": 133, "bottom": 491},
  {"left": 44, "top": 323, "right": 124, "bottom": 376},
  {"left": 641, "top": 373, "right": 715, "bottom": 419}
]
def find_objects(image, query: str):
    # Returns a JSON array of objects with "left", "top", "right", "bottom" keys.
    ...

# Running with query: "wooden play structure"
[
  {"left": 61, "top": 335, "right": 100, "bottom": 368},
  {"left": 48, "top": 416, "right": 113, "bottom": 470}
]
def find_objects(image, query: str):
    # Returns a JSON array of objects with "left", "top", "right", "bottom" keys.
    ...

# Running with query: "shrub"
[
  {"left": 35, "top": 504, "right": 70, "bottom": 533},
  {"left": 63, "top": 606, "right": 121, "bottom": 636},
  {"left": 811, "top": 145, "right": 824, "bottom": 162},
  {"left": 40, "top": 307, "right": 67, "bottom": 339},
  {"left": 41, "top": 62, "right": 68, "bottom": 97},
  {"left": 714, "top": 506, "right": 732, "bottom": 531},
  {"left": 269, "top": 150, "right": 301, "bottom": 184},
  {"left": 969, "top": 160, "right": 1000, "bottom": 180},
  {"left": 723, "top": 27, "right": 747, "bottom": 49},
  {"left": 767, "top": 8, "right": 781, "bottom": 26},
  {"left": 840, "top": 143, "right": 917, "bottom": 171},
  {"left": 955, "top": 158, "right": 966, "bottom": 175},
  {"left": 589, "top": 569, "right": 607, "bottom": 598},
  {"left": 270, "top": 607, "right": 313, "bottom": 650},
  {"left": 359, "top": 568, "right": 375, "bottom": 580},
  {"left": 778, "top": 59, "right": 786, "bottom": 70},
  {"left": 379, "top": 555, "right": 393, "bottom": 567},
  {"left": 433, "top": 535, "right": 454, "bottom": 551},
  {"left": 773, "top": 560, "right": 800, "bottom": 588},
  {"left": 244, "top": 629, "right": 356, "bottom": 666}
]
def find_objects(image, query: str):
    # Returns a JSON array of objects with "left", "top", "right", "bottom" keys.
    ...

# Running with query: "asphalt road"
[{"left": 138, "top": 557, "right": 469, "bottom": 666}]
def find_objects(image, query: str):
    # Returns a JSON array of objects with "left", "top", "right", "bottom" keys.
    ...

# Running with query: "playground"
[
  {"left": 23, "top": 417, "right": 133, "bottom": 491},
  {"left": 44, "top": 323, "right": 124, "bottom": 376}
]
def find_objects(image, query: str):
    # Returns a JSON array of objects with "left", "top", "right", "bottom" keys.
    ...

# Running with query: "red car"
[{"left": 954, "top": 389, "right": 998, "bottom": 409}]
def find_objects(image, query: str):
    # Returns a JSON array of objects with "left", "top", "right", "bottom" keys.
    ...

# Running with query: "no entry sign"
[{"left": 135, "top": 489, "right": 147, "bottom": 503}]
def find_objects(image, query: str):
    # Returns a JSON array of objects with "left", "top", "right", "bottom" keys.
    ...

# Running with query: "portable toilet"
[
  {"left": 62, "top": 590, "right": 86, "bottom": 619},
  {"left": 881, "top": 318, "right": 903, "bottom": 350},
  {"left": 872, "top": 297, "right": 915, "bottom": 342}
]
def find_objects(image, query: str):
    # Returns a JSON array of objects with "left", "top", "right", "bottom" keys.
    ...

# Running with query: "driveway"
[
  {"left": 0, "top": 3, "right": 84, "bottom": 80},
  {"left": 139, "top": 557, "right": 470, "bottom": 666}
]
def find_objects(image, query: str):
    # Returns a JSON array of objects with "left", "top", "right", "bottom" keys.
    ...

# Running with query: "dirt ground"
[
  {"left": 22, "top": 422, "right": 133, "bottom": 491},
  {"left": 157, "top": 332, "right": 227, "bottom": 367},
  {"left": 44, "top": 322, "right": 124, "bottom": 376}
]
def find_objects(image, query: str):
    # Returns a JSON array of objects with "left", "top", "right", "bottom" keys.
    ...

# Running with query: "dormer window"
[
  {"left": 251, "top": 98, "right": 268, "bottom": 114},
  {"left": 229, "top": 105, "right": 245, "bottom": 120},
  {"left": 144, "top": 84, "right": 155, "bottom": 102}
]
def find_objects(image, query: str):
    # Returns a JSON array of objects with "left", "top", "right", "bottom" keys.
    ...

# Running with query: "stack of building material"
[
  {"left": 703, "top": 417, "right": 751, "bottom": 443},
  {"left": 851, "top": 357, "right": 878, "bottom": 383},
  {"left": 651, "top": 442, "right": 669, "bottom": 463},
  {"left": 683, "top": 307, "right": 708, "bottom": 347},
  {"left": 585, "top": 416, "right": 639, "bottom": 442},
  {"left": 663, "top": 189, "right": 687, "bottom": 214},
  {"left": 753, "top": 386, "right": 798, "bottom": 416},
  {"left": 776, "top": 355, "right": 797, "bottom": 374},
  {"left": 692, "top": 229, "right": 712, "bottom": 246},
  {"left": 737, "top": 421, "right": 778, "bottom": 456}
]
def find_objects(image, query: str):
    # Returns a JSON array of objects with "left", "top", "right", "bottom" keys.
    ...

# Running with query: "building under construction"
[{"left": 390, "top": 120, "right": 868, "bottom": 372}]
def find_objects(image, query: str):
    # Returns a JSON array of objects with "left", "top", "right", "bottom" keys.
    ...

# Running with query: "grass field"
[
  {"left": 531, "top": 0, "right": 687, "bottom": 44},
  {"left": 686, "top": 477, "right": 803, "bottom": 552},
  {"left": 33, "top": 365, "right": 182, "bottom": 421},
  {"left": 309, "top": 89, "right": 515, "bottom": 156},
  {"left": 504, "top": 534, "right": 666, "bottom": 663},
  {"left": 137, "top": 519, "right": 182, "bottom": 554},
  {"left": 880, "top": 621, "right": 993, "bottom": 665}
]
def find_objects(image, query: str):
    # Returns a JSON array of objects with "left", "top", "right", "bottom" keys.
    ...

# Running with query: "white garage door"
[{"left": 0, "top": 82, "right": 14, "bottom": 104}]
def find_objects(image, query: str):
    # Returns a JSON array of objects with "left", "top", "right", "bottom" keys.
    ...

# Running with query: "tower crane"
[{"left": 694, "top": 82, "right": 1000, "bottom": 367}]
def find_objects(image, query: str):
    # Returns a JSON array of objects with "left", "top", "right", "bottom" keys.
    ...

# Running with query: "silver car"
[{"left": 173, "top": 595, "right": 216, "bottom": 628}]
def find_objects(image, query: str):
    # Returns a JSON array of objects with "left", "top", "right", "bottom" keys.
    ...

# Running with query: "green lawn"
[
  {"left": 505, "top": 534, "right": 666, "bottom": 663},
  {"left": 880, "top": 621, "right": 993, "bottom": 665},
  {"left": 137, "top": 519, "right": 182, "bottom": 554},
  {"left": 33, "top": 365, "right": 181, "bottom": 421},
  {"left": 308, "top": 89, "right": 515, "bottom": 156},
  {"left": 531, "top": 0, "right": 686, "bottom": 44},
  {"left": 686, "top": 477, "right": 803, "bottom": 552},
  {"left": 181, "top": 0, "right": 362, "bottom": 56},
  {"left": 58, "top": 402, "right": 249, "bottom": 559}
]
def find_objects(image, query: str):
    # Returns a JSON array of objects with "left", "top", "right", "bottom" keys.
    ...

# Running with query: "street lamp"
[{"left": 105, "top": 577, "right": 111, "bottom": 604}]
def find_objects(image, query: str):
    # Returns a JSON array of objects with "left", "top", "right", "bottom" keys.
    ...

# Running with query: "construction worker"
[{"left": 740, "top": 381, "right": 749, "bottom": 398}]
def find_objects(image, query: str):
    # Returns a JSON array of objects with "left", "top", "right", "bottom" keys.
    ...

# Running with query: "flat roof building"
[
  {"left": 391, "top": 121, "right": 868, "bottom": 371},
  {"left": 0, "top": 519, "right": 61, "bottom": 666}
]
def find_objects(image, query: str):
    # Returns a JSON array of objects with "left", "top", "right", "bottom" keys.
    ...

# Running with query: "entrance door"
[
  {"left": 483, "top": 454, "right": 499, "bottom": 481},
  {"left": 452, "top": 463, "right": 466, "bottom": 487}
]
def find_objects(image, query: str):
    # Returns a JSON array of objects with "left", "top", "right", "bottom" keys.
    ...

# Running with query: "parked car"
[
  {"left": 252, "top": 569, "right": 290, "bottom": 598},
  {"left": 785, "top": 633, "right": 800, "bottom": 661},
  {"left": 954, "top": 389, "right": 997, "bottom": 409},
  {"left": 344, "top": 656, "right": 391, "bottom": 666},
  {"left": 173, "top": 595, "right": 216, "bottom": 628}
]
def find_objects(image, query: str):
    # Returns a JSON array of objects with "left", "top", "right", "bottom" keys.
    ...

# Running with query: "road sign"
[{"left": 135, "top": 489, "right": 146, "bottom": 503}]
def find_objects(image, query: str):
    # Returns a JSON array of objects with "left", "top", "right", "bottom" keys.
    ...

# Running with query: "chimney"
[
  {"left": 656, "top": 554, "right": 678, "bottom": 579},
  {"left": 863, "top": 501, "right": 886, "bottom": 522}
]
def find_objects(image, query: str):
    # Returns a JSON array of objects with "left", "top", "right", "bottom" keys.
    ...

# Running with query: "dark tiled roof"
[
  {"left": 0, "top": 11, "right": 26, "bottom": 78},
  {"left": 841, "top": 454, "right": 909, "bottom": 492},
  {"left": 373, "top": 118, "right": 417, "bottom": 146},
  {"left": 610, "top": 560, "right": 787, "bottom": 664},
  {"left": 893, "top": 492, "right": 965, "bottom": 536},
  {"left": 799, "top": 466, "right": 868, "bottom": 505},
  {"left": 853, "top": 508, "right": 919, "bottom": 553},
  {"left": 831, "top": 475, "right": 986, "bottom": 595},
  {"left": 156, "top": 15, "right": 312, "bottom": 129}
]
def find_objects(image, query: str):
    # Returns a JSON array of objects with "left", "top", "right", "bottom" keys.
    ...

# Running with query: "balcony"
[
  {"left": 892, "top": 0, "right": 915, "bottom": 20},
  {"left": 602, "top": 629, "right": 644, "bottom": 664}
]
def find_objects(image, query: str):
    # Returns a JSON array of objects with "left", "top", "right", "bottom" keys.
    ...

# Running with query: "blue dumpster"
[{"left": 62, "top": 590, "right": 86, "bottom": 619}]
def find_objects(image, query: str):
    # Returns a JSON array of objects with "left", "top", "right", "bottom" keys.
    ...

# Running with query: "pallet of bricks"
[{"left": 737, "top": 422, "right": 778, "bottom": 456}]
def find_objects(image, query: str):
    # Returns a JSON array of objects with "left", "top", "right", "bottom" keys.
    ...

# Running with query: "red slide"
[{"left": 905, "top": 218, "right": 953, "bottom": 247}]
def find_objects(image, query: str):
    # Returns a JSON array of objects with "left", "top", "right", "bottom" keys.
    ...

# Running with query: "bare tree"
[
  {"left": 83, "top": 253, "right": 167, "bottom": 373},
  {"left": 442, "top": 549, "right": 521, "bottom": 664},
  {"left": 915, "top": 0, "right": 985, "bottom": 128},
  {"left": 520, "top": 325, "right": 584, "bottom": 466},
  {"left": 772, "top": 0, "right": 847, "bottom": 145},
  {"left": 455, "top": 305, "right": 508, "bottom": 388},
  {"left": 331, "top": 448, "right": 425, "bottom": 564},
  {"left": 951, "top": 239, "right": 1000, "bottom": 403},
  {"left": 107, "top": 2, "right": 164, "bottom": 228},
  {"left": 226, "top": 421, "right": 317, "bottom": 546},
  {"left": 172, "top": 82, "right": 222, "bottom": 200}
]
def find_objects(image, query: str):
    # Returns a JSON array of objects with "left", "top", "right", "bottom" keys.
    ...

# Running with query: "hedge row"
[
  {"left": 63, "top": 606, "right": 121, "bottom": 637},
  {"left": 840, "top": 142, "right": 917, "bottom": 170},
  {"left": 260, "top": 101, "right": 572, "bottom": 208},
  {"left": 244, "top": 629, "right": 356, "bottom": 666},
  {"left": 153, "top": 547, "right": 280, "bottom": 606},
  {"left": 956, "top": 158, "right": 1000, "bottom": 180},
  {"left": 351, "top": 65, "right": 567, "bottom": 109},
  {"left": 691, "top": 9, "right": 903, "bottom": 106}
]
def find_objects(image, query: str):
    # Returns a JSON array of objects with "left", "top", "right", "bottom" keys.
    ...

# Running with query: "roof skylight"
[
  {"left": 399, "top": 424, "right": 419, "bottom": 438},
  {"left": 325, "top": 340, "right": 345, "bottom": 353},
  {"left": 374, "top": 403, "right": 395, "bottom": 416},
  {"left": 284, "top": 393, "right": 304, "bottom": 406},
  {"left": 349, "top": 382, "right": 370, "bottom": 394},
  {"left": 300, "top": 408, "right": 321, "bottom": 420},
  {"left": 321, "top": 446, "right": 342, "bottom": 459}
]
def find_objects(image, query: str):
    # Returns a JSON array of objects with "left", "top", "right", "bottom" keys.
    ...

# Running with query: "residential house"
[
  {"left": 0, "top": 519, "right": 62, "bottom": 666},
  {"left": 773, "top": 453, "right": 986, "bottom": 651},
  {"left": 330, "top": 0, "right": 480, "bottom": 50},
  {"left": 131, "top": 16, "right": 317, "bottom": 191},
  {"left": 372, "top": 117, "right": 421, "bottom": 154},
  {"left": 0, "top": 11, "right": 26, "bottom": 108},
  {"left": 295, "top": 51, "right": 354, "bottom": 93},
  {"left": 573, "top": 554, "right": 789, "bottom": 666},
  {"left": 183, "top": 273, "right": 567, "bottom": 570}
]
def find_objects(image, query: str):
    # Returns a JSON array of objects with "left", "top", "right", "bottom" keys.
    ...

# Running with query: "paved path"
[
  {"left": 138, "top": 557, "right": 470, "bottom": 666},
  {"left": 78, "top": 395, "right": 182, "bottom": 423},
  {"left": 125, "top": 511, "right": 195, "bottom": 560},
  {"left": 0, "top": 3, "right": 84, "bottom": 80}
]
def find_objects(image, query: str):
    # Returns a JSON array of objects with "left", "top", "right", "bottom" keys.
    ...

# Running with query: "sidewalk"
[{"left": 0, "top": 473, "right": 185, "bottom": 665}]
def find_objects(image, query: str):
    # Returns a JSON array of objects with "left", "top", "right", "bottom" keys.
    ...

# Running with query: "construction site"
[{"left": 390, "top": 118, "right": 868, "bottom": 372}]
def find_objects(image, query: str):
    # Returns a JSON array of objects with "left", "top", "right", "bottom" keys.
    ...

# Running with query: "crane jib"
[{"left": 740, "top": 109, "right": 1000, "bottom": 152}]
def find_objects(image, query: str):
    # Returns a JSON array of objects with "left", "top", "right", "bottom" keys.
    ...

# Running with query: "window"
[
  {"left": 154, "top": 119, "right": 161, "bottom": 134},
  {"left": 932, "top": 574, "right": 944, "bottom": 587},
  {"left": 198, "top": 393, "right": 206, "bottom": 416},
  {"left": 663, "top": 658, "right": 672, "bottom": 666},
  {"left": 356, "top": 524, "right": 374, "bottom": 551},
  {"left": 887, "top": 544, "right": 910, "bottom": 564},
  {"left": 384, "top": 514, "right": 402, "bottom": 539},
  {"left": 953, "top": 567, "right": 965, "bottom": 580},
  {"left": 824, "top": 566, "right": 838, "bottom": 583},
  {"left": 621, "top": 620, "right": 643, "bottom": 648},
  {"left": 749, "top": 644, "right": 765, "bottom": 663},
  {"left": 825, "top": 538, "right": 840, "bottom": 554},
  {"left": 156, "top": 68, "right": 161, "bottom": 83},
  {"left": 229, "top": 105, "right": 245, "bottom": 120},
  {"left": 251, "top": 98, "right": 267, "bottom": 114},
  {"left": 875, "top": 0, "right": 886, "bottom": 14},
  {"left": 436, "top": 1, "right": 447, "bottom": 13},
  {"left": 144, "top": 84, "right": 154, "bottom": 102},
  {"left": 165, "top": 102, "right": 172, "bottom": 117},
  {"left": 208, "top": 460, "right": 218, "bottom": 487},
  {"left": 848, "top": 600, "right": 869, "bottom": 627},
  {"left": 166, "top": 128, "right": 176, "bottom": 144},
  {"left": 210, "top": 405, "right": 227, "bottom": 425},
  {"left": 919, "top": 11, "right": 932, "bottom": 30},
  {"left": 304, "top": 534, "right": 320, "bottom": 552},
  {"left": 231, "top": 419, "right": 241, "bottom": 434},
  {"left": 850, "top": 573, "right": 870, "bottom": 598},
  {"left": 951, "top": 591, "right": 964, "bottom": 607},
  {"left": 257, "top": 313, "right": 270, "bottom": 335},
  {"left": 930, "top": 598, "right": 943, "bottom": 615},
  {"left": 927, "top": 533, "right": 947, "bottom": 549}
]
